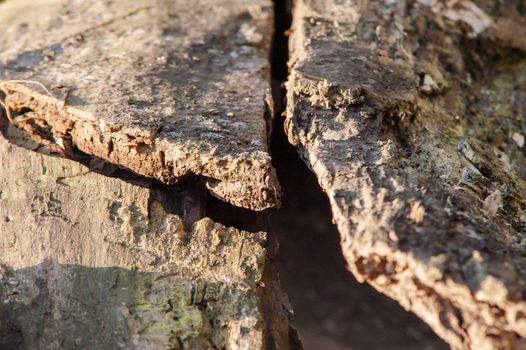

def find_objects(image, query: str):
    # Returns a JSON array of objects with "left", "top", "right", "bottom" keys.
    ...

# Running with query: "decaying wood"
[
  {"left": 286, "top": 0, "right": 526, "bottom": 349},
  {"left": 0, "top": 139, "right": 294, "bottom": 349},
  {"left": 0, "top": 0, "right": 280, "bottom": 211}
]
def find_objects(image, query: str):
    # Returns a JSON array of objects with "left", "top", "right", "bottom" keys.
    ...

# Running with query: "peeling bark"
[
  {"left": 286, "top": 0, "right": 526, "bottom": 349},
  {"left": 0, "top": 139, "right": 294, "bottom": 349},
  {"left": 0, "top": 0, "right": 280, "bottom": 211}
]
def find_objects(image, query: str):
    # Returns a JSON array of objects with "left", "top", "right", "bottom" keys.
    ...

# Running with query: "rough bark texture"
[
  {"left": 286, "top": 0, "right": 526, "bottom": 349},
  {"left": 0, "top": 138, "right": 294, "bottom": 349},
  {"left": 0, "top": 0, "right": 280, "bottom": 211}
]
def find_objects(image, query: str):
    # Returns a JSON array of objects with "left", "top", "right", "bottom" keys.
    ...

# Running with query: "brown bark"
[
  {"left": 0, "top": 0, "right": 280, "bottom": 211},
  {"left": 4, "top": 0, "right": 526, "bottom": 348},
  {"left": 286, "top": 0, "right": 526, "bottom": 349}
]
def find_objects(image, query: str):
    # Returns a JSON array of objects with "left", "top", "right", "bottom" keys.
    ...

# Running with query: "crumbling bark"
[
  {"left": 0, "top": 0, "right": 280, "bottom": 211},
  {"left": 0, "top": 139, "right": 294, "bottom": 349},
  {"left": 286, "top": 0, "right": 526, "bottom": 349}
]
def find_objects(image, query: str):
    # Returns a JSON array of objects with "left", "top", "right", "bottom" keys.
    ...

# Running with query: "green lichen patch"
[{"left": 0, "top": 262, "right": 265, "bottom": 349}]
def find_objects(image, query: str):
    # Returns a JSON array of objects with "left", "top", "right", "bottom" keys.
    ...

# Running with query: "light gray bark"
[
  {"left": 286, "top": 1, "right": 526, "bottom": 349},
  {"left": 0, "top": 139, "right": 294, "bottom": 349}
]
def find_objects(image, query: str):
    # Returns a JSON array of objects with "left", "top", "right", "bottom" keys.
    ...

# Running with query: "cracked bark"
[
  {"left": 0, "top": 138, "right": 295, "bottom": 349},
  {"left": 0, "top": 0, "right": 297, "bottom": 348},
  {"left": 0, "top": 0, "right": 280, "bottom": 211},
  {"left": 285, "top": 0, "right": 526, "bottom": 349},
  {"left": 2, "top": 0, "right": 526, "bottom": 348}
]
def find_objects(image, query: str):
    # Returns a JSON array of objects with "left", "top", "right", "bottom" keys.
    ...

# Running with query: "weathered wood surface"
[
  {"left": 0, "top": 138, "right": 294, "bottom": 349},
  {"left": 286, "top": 0, "right": 526, "bottom": 349},
  {"left": 0, "top": 0, "right": 280, "bottom": 211}
]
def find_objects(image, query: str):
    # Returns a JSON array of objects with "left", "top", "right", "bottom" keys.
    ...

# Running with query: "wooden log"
[
  {"left": 286, "top": 0, "right": 526, "bottom": 348},
  {"left": 0, "top": 139, "right": 295, "bottom": 349},
  {"left": 0, "top": 0, "right": 280, "bottom": 211}
]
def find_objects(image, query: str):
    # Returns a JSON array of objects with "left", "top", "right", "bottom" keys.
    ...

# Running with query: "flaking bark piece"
[
  {"left": 286, "top": 1, "right": 526, "bottom": 349},
  {"left": 0, "top": 0, "right": 280, "bottom": 210}
]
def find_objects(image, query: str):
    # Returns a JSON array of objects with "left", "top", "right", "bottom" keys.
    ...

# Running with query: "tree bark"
[
  {"left": 0, "top": 1, "right": 301, "bottom": 348},
  {"left": 0, "top": 138, "right": 295, "bottom": 349},
  {"left": 0, "top": 0, "right": 280, "bottom": 211},
  {"left": 286, "top": 0, "right": 526, "bottom": 349}
]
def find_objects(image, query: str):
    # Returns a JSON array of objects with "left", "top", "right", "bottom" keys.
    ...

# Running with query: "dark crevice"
[
  {"left": 206, "top": 194, "right": 268, "bottom": 232},
  {"left": 271, "top": 0, "right": 292, "bottom": 83}
]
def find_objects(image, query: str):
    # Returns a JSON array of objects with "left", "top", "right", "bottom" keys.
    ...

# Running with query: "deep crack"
[{"left": 0, "top": 2, "right": 459, "bottom": 347}]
